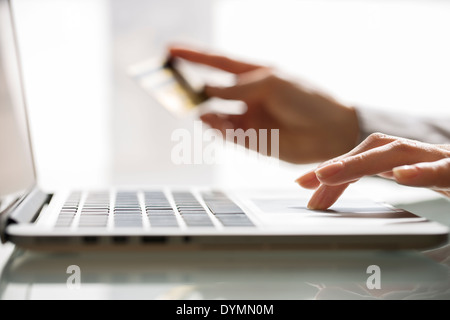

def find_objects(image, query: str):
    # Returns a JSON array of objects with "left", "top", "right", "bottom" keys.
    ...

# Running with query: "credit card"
[{"left": 128, "top": 56, "right": 208, "bottom": 117}]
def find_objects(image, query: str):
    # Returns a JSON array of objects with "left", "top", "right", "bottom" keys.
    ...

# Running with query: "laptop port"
[
  {"left": 112, "top": 236, "right": 129, "bottom": 244},
  {"left": 83, "top": 236, "right": 98, "bottom": 244},
  {"left": 141, "top": 236, "right": 166, "bottom": 244}
]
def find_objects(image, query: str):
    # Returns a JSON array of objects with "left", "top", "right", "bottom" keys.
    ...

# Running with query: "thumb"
[{"left": 204, "top": 75, "right": 270, "bottom": 102}]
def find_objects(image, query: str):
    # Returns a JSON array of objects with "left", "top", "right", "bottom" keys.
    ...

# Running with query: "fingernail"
[
  {"left": 295, "top": 172, "right": 313, "bottom": 184},
  {"left": 295, "top": 171, "right": 320, "bottom": 190},
  {"left": 393, "top": 165, "right": 419, "bottom": 180},
  {"left": 307, "top": 187, "right": 327, "bottom": 210},
  {"left": 315, "top": 161, "right": 344, "bottom": 180}
]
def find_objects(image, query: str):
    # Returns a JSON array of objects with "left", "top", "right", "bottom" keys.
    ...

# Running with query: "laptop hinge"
[{"left": 0, "top": 187, "right": 52, "bottom": 243}]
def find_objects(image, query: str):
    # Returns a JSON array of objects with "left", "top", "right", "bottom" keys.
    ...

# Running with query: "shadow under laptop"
[{"left": 0, "top": 246, "right": 449, "bottom": 300}]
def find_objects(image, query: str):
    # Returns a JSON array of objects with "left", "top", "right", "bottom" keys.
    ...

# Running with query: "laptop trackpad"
[{"left": 250, "top": 198, "right": 417, "bottom": 218}]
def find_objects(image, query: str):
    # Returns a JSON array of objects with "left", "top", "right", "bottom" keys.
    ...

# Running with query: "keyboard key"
[
  {"left": 148, "top": 215, "right": 179, "bottom": 227},
  {"left": 171, "top": 192, "right": 216, "bottom": 227},
  {"left": 184, "top": 220, "right": 215, "bottom": 227},
  {"left": 114, "top": 215, "right": 143, "bottom": 228},
  {"left": 54, "top": 192, "right": 82, "bottom": 228},
  {"left": 114, "top": 214, "right": 142, "bottom": 220},
  {"left": 201, "top": 192, "right": 254, "bottom": 227},
  {"left": 144, "top": 191, "right": 175, "bottom": 222},
  {"left": 115, "top": 221, "right": 143, "bottom": 228},
  {"left": 81, "top": 209, "right": 109, "bottom": 213},
  {"left": 182, "top": 215, "right": 215, "bottom": 227},
  {"left": 79, "top": 215, "right": 108, "bottom": 227},
  {"left": 178, "top": 210, "right": 208, "bottom": 215},
  {"left": 147, "top": 211, "right": 176, "bottom": 216},
  {"left": 55, "top": 215, "right": 75, "bottom": 228}
]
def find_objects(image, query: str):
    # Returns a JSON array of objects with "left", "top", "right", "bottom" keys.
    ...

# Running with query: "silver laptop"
[{"left": 0, "top": 0, "right": 447, "bottom": 251}]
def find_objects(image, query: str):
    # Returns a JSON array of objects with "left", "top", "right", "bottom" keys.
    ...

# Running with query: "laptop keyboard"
[
  {"left": 172, "top": 192, "right": 214, "bottom": 227},
  {"left": 54, "top": 190, "right": 254, "bottom": 229},
  {"left": 142, "top": 191, "right": 177, "bottom": 228}
]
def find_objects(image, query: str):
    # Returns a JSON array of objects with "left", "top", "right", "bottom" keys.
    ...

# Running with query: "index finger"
[
  {"left": 169, "top": 46, "right": 264, "bottom": 74},
  {"left": 296, "top": 133, "right": 397, "bottom": 189},
  {"left": 315, "top": 140, "right": 449, "bottom": 186}
]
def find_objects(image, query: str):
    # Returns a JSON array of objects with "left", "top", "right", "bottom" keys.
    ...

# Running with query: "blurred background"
[{"left": 10, "top": 0, "right": 450, "bottom": 191}]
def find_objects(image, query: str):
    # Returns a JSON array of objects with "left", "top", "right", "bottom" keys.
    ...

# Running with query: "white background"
[{"left": 11, "top": 0, "right": 450, "bottom": 191}]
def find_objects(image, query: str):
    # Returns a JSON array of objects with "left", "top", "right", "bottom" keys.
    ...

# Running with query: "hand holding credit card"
[{"left": 128, "top": 55, "right": 209, "bottom": 117}]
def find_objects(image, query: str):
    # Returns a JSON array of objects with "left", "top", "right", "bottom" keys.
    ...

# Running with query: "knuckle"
[
  {"left": 432, "top": 159, "right": 450, "bottom": 188},
  {"left": 366, "top": 132, "right": 390, "bottom": 143},
  {"left": 351, "top": 153, "right": 367, "bottom": 164},
  {"left": 343, "top": 153, "right": 366, "bottom": 167},
  {"left": 263, "top": 71, "right": 279, "bottom": 85},
  {"left": 261, "top": 72, "right": 283, "bottom": 94},
  {"left": 442, "top": 158, "right": 450, "bottom": 170},
  {"left": 390, "top": 139, "right": 420, "bottom": 153}
]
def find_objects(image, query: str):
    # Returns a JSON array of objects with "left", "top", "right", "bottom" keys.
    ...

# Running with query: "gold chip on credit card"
[{"left": 128, "top": 56, "right": 208, "bottom": 117}]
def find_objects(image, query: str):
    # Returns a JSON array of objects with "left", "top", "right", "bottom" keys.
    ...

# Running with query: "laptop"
[{"left": 0, "top": 0, "right": 447, "bottom": 251}]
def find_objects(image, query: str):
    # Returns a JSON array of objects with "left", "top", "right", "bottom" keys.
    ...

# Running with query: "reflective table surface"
[{"left": 1, "top": 247, "right": 449, "bottom": 300}]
